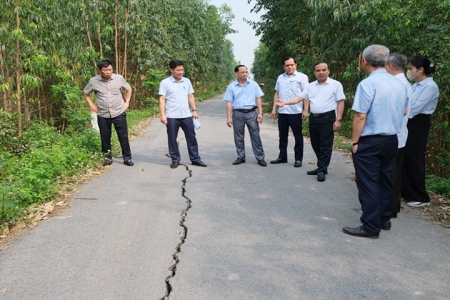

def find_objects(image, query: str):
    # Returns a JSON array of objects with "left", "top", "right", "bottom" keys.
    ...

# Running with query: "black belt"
[
  {"left": 311, "top": 110, "right": 335, "bottom": 117},
  {"left": 233, "top": 107, "right": 257, "bottom": 113}
]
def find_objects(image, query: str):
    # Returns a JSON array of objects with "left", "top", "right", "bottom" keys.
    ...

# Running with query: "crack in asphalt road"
[{"left": 159, "top": 164, "right": 193, "bottom": 300}]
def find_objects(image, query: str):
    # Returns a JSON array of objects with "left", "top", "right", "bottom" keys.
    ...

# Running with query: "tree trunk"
[
  {"left": 15, "top": 0, "right": 22, "bottom": 135},
  {"left": 114, "top": 0, "right": 120, "bottom": 73}
]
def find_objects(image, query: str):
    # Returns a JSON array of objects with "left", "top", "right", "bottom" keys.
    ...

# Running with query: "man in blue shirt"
[
  {"left": 343, "top": 45, "right": 408, "bottom": 239},
  {"left": 224, "top": 65, "right": 266, "bottom": 166},
  {"left": 158, "top": 60, "right": 207, "bottom": 169}
]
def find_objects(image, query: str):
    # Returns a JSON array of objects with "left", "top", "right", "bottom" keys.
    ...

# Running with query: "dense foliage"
[
  {"left": 0, "top": 0, "right": 237, "bottom": 226},
  {"left": 250, "top": 0, "right": 450, "bottom": 184}
]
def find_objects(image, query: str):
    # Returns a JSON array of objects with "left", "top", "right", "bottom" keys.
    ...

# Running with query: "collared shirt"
[
  {"left": 352, "top": 68, "right": 407, "bottom": 136},
  {"left": 223, "top": 79, "right": 264, "bottom": 109},
  {"left": 83, "top": 74, "right": 131, "bottom": 118},
  {"left": 299, "top": 77, "right": 345, "bottom": 113},
  {"left": 395, "top": 73, "right": 413, "bottom": 148},
  {"left": 275, "top": 71, "right": 309, "bottom": 114},
  {"left": 158, "top": 75, "right": 194, "bottom": 118},
  {"left": 409, "top": 77, "right": 439, "bottom": 117}
]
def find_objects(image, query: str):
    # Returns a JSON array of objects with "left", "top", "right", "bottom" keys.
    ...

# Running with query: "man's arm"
[
  {"left": 188, "top": 93, "right": 199, "bottom": 119},
  {"left": 123, "top": 88, "right": 132, "bottom": 110},
  {"left": 302, "top": 100, "right": 310, "bottom": 120},
  {"left": 270, "top": 91, "right": 279, "bottom": 120},
  {"left": 351, "top": 111, "right": 366, "bottom": 153},
  {"left": 333, "top": 100, "right": 345, "bottom": 131},
  {"left": 159, "top": 95, "right": 167, "bottom": 124},
  {"left": 83, "top": 93, "right": 99, "bottom": 113},
  {"left": 226, "top": 101, "right": 233, "bottom": 127},
  {"left": 256, "top": 97, "right": 263, "bottom": 124},
  {"left": 275, "top": 96, "right": 304, "bottom": 107}
]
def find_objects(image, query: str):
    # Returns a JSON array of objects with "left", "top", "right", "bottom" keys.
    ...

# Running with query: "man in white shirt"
[
  {"left": 385, "top": 53, "right": 412, "bottom": 217},
  {"left": 276, "top": 62, "right": 344, "bottom": 182}
]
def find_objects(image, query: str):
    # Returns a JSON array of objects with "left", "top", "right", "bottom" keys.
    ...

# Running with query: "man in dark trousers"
[
  {"left": 270, "top": 56, "right": 308, "bottom": 167},
  {"left": 276, "top": 62, "right": 344, "bottom": 182},
  {"left": 158, "top": 60, "right": 207, "bottom": 169},
  {"left": 83, "top": 59, "right": 134, "bottom": 167},
  {"left": 343, "top": 45, "right": 407, "bottom": 239}
]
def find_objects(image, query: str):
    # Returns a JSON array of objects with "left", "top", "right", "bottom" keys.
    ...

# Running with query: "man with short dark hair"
[
  {"left": 270, "top": 56, "right": 308, "bottom": 168},
  {"left": 83, "top": 59, "right": 134, "bottom": 167},
  {"left": 224, "top": 65, "right": 266, "bottom": 166},
  {"left": 158, "top": 60, "right": 207, "bottom": 169},
  {"left": 276, "top": 62, "right": 345, "bottom": 182},
  {"left": 343, "top": 45, "right": 408, "bottom": 239}
]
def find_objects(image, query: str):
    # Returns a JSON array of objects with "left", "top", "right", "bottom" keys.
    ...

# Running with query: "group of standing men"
[
  {"left": 223, "top": 57, "right": 345, "bottom": 184},
  {"left": 84, "top": 44, "right": 438, "bottom": 240}
]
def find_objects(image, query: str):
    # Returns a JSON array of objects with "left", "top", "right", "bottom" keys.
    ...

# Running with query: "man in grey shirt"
[{"left": 83, "top": 60, "right": 134, "bottom": 166}]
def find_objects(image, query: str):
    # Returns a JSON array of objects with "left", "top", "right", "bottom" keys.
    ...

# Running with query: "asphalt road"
[{"left": 1, "top": 96, "right": 449, "bottom": 300}]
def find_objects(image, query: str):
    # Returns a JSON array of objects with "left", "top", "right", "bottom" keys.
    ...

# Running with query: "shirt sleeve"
[
  {"left": 223, "top": 85, "right": 233, "bottom": 101},
  {"left": 410, "top": 83, "right": 439, "bottom": 116},
  {"left": 83, "top": 79, "right": 94, "bottom": 95},
  {"left": 335, "top": 82, "right": 345, "bottom": 101},
  {"left": 158, "top": 80, "right": 167, "bottom": 96},
  {"left": 352, "top": 81, "right": 373, "bottom": 113}
]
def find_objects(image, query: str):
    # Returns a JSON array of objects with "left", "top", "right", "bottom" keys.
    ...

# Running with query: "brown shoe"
[
  {"left": 232, "top": 158, "right": 245, "bottom": 165},
  {"left": 257, "top": 159, "right": 267, "bottom": 167},
  {"left": 342, "top": 226, "right": 379, "bottom": 239},
  {"left": 380, "top": 220, "right": 391, "bottom": 230}
]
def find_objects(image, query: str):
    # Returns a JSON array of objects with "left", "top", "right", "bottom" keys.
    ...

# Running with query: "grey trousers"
[{"left": 232, "top": 110, "right": 265, "bottom": 160}]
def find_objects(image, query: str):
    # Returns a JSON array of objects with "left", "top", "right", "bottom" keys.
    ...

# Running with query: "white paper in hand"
[{"left": 193, "top": 118, "right": 201, "bottom": 130}]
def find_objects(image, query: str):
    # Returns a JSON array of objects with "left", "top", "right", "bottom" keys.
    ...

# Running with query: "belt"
[
  {"left": 233, "top": 107, "right": 257, "bottom": 113},
  {"left": 311, "top": 110, "right": 335, "bottom": 117}
]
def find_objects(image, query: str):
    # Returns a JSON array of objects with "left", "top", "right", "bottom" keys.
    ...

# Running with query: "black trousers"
[
  {"left": 352, "top": 135, "right": 398, "bottom": 236},
  {"left": 97, "top": 112, "right": 132, "bottom": 159},
  {"left": 277, "top": 113, "right": 303, "bottom": 162},
  {"left": 402, "top": 114, "right": 431, "bottom": 203},
  {"left": 309, "top": 112, "right": 335, "bottom": 173},
  {"left": 392, "top": 147, "right": 405, "bottom": 215},
  {"left": 167, "top": 117, "right": 200, "bottom": 163}
]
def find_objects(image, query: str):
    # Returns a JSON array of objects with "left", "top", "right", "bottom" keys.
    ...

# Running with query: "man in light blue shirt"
[
  {"left": 343, "top": 45, "right": 408, "bottom": 239},
  {"left": 270, "top": 56, "right": 309, "bottom": 167},
  {"left": 224, "top": 65, "right": 266, "bottom": 166},
  {"left": 158, "top": 60, "right": 206, "bottom": 169}
]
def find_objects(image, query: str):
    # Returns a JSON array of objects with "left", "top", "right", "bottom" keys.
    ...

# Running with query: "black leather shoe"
[
  {"left": 257, "top": 159, "right": 267, "bottom": 167},
  {"left": 307, "top": 169, "right": 328, "bottom": 175},
  {"left": 192, "top": 160, "right": 207, "bottom": 167},
  {"left": 170, "top": 161, "right": 179, "bottom": 169},
  {"left": 294, "top": 161, "right": 302, "bottom": 168},
  {"left": 232, "top": 158, "right": 245, "bottom": 165},
  {"left": 270, "top": 158, "right": 287, "bottom": 164},
  {"left": 307, "top": 169, "right": 318, "bottom": 175},
  {"left": 103, "top": 157, "right": 113, "bottom": 166},
  {"left": 317, "top": 172, "right": 326, "bottom": 182},
  {"left": 381, "top": 220, "right": 391, "bottom": 230},
  {"left": 342, "top": 226, "right": 379, "bottom": 239},
  {"left": 124, "top": 159, "right": 134, "bottom": 166}
]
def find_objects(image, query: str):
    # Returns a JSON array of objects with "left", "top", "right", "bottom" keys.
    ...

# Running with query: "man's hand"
[
  {"left": 258, "top": 114, "right": 263, "bottom": 124},
  {"left": 270, "top": 111, "right": 277, "bottom": 121},
  {"left": 192, "top": 110, "right": 198, "bottom": 119},
  {"left": 227, "top": 118, "right": 232, "bottom": 128},
  {"left": 275, "top": 99, "right": 285, "bottom": 107},
  {"left": 333, "top": 120, "right": 341, "bottom": 131},
  {"left": 160, "top": 115, "right": 168, "bottom": 125},
  {"left": 89, "top": 103, "right": 99, "bottom": 113},
  {"left": 124, "top": 102, "right": 130, "bottom": 110},
  {"left": 302, "top": 111, "right": 308, "bottom": 120}
]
